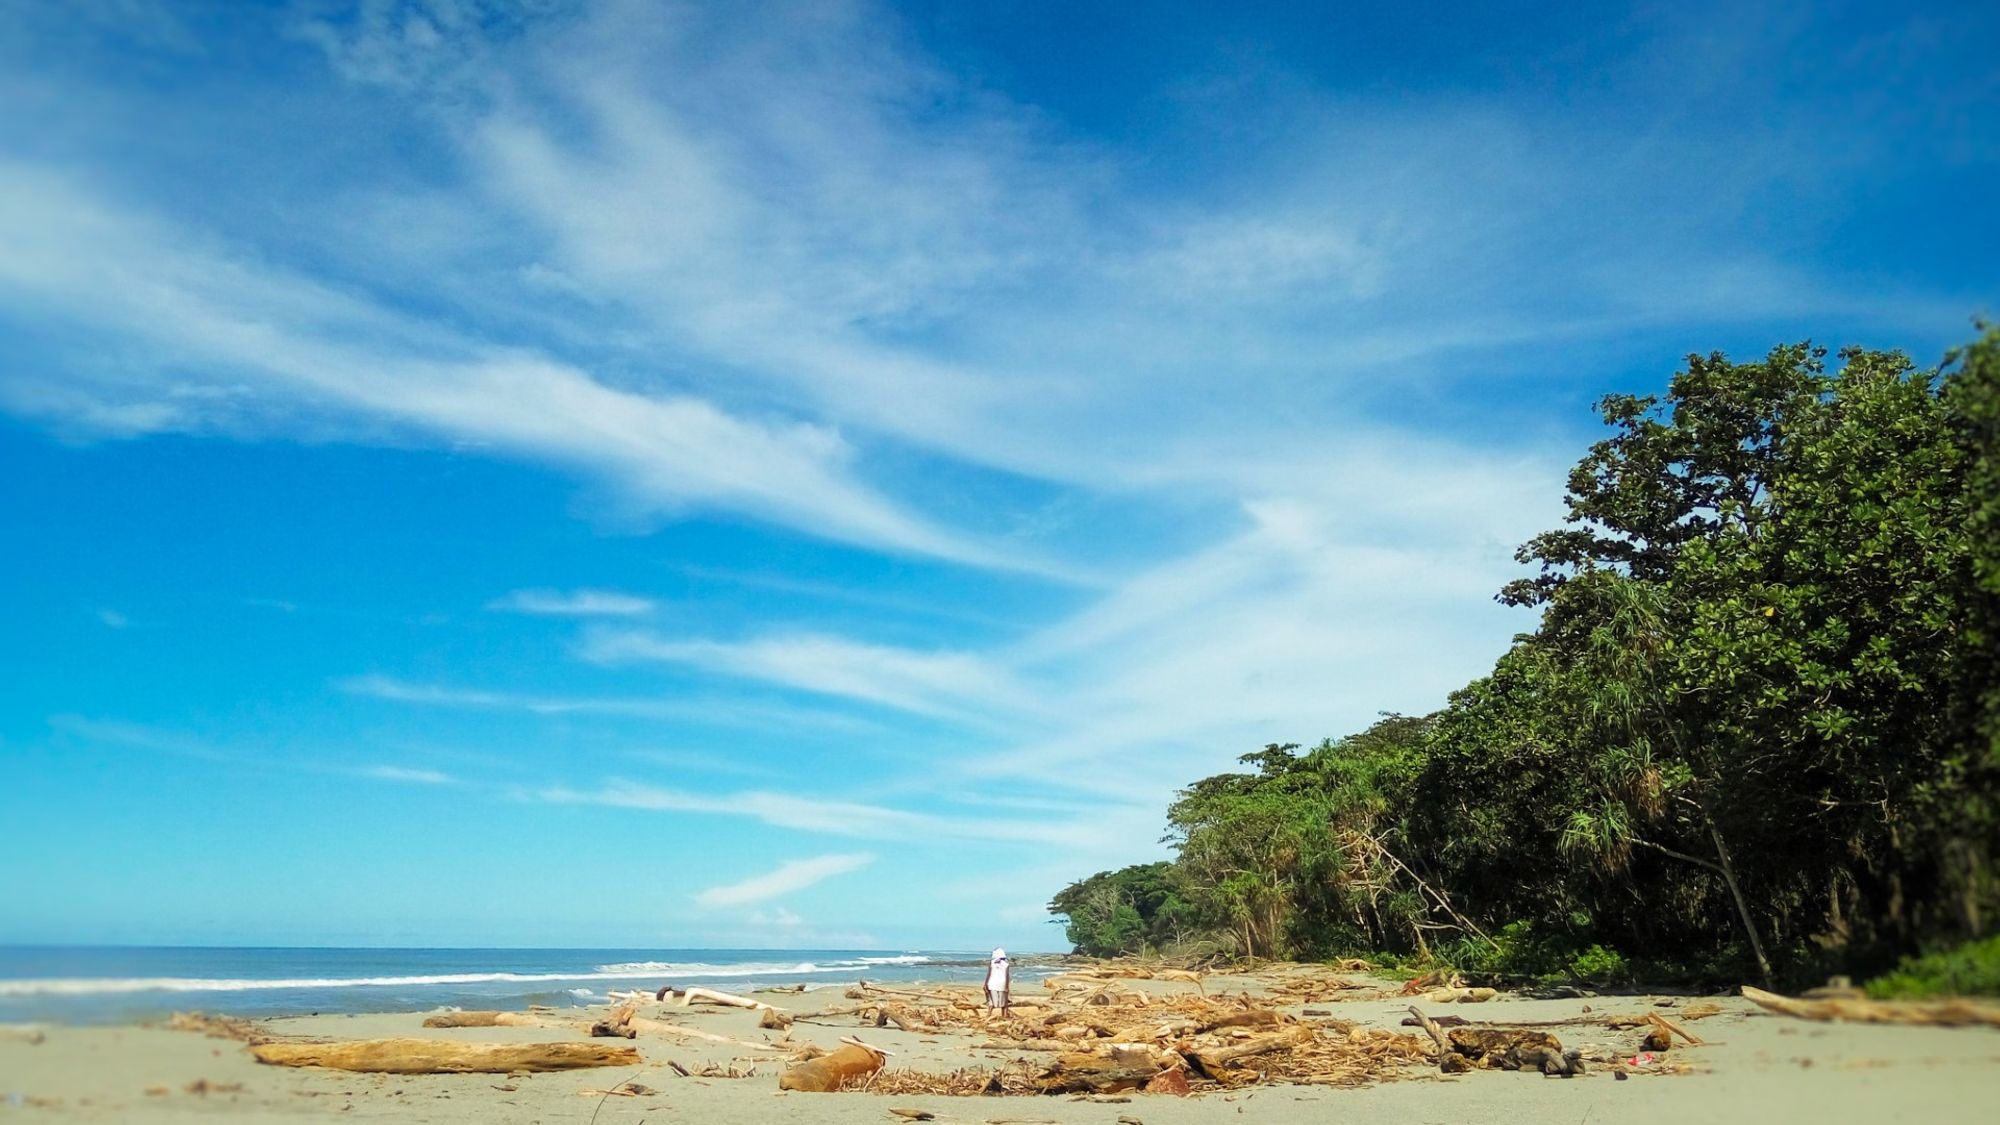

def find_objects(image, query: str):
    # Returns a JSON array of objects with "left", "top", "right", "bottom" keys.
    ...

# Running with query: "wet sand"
[{"left": 3, "top": 971, "right": 1997, "bottom": 1122}]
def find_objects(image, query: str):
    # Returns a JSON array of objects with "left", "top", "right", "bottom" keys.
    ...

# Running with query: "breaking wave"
[{"left": 0, "top": 954, "right": 936, "bottom": 998}]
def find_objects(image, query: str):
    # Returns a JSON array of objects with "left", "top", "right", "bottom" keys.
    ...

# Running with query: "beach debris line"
[
  {"left": 249, "top": 1038, "right": 641, "bottom": 1074},
  {"left": 423, "top": 1002, "right": 782, "bottom": 1052},
  {"left": 793, "top": 983, "right": 1432, "bottom": 1095},
  {"left": 1740, "top": 985, "right": 2000, "bottom": 1028}
]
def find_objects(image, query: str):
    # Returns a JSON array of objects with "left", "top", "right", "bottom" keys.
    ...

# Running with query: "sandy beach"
[{"left": 3, "top": 966, "right": 1997, "bottom": 1123}]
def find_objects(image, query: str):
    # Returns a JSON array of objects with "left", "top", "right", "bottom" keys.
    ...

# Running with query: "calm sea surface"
[{"left": 0, "top": 947, "right": 1035, "bottom": 1025}]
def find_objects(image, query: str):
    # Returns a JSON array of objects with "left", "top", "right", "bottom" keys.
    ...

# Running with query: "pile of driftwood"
[
  {"left": 778, "top": 980, "right": 1431, "bottom": 1095},
  {"left": 1052, "top": 966, "right": 1209, "bottom": 988}
]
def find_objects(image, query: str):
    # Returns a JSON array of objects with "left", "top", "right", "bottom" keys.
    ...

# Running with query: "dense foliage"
[
  {"left": 1047, "top": 862, "right": 1201, "bottom": 957},
  {"left": 1866, "top": 934, "right": 2000, "bottom": 999},
  {"left": 1051, "top": 329, "right": 2000, "bottom": 988}
]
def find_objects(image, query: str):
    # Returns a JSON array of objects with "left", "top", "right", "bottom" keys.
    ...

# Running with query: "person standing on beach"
[{"left": 985, "top": 948, "right": 1011, "bottom": 1011}]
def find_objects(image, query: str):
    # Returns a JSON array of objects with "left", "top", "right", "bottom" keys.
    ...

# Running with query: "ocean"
[{"left": 0, "top": 947, "right": 1037, "bottom": 1025}]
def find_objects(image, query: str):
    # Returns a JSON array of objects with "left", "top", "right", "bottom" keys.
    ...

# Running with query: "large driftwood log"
[
  {"left": 1740, "top": 986, "right": 2000, "bottom": 1028},
  {"left": 1444, "top": 1027, "right": 1582, "bottom": 1076},
  {"left": 681, "top": 986, "right": 781, "bottom": 1011},
  {"left": 1424, "top": 986, "right": 1498, "bottom": 1004},
  {"left": 250, "top": 1039, "right": 639, "bottom": 1073},
  {"left": 1035, "top": 1053, "right": 1160, "bottom": 1095},
  {"left": 419, "top": 1011, "right": 554, "bottom": 1029},
  {"left": 850, "top": 982, "right": 958, "bottom": 1002},
  {"left": 1201, "top": 1009, "right": 1286, "bottom": 1031},
  {"left": 627, "top": 1015, "right": 789, "bottom": 1053},
  {"left": 777, "top": 1042, "right": 886, "bottom": 1091},
  {"left": 1184, "top": 1025, "right": 1312, "bottom": 1080}
]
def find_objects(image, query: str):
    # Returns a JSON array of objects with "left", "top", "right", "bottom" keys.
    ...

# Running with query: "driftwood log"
[
  {"left": 870, "top": 1004, "right": 925, "bottom": 1032},
  {"left": 777, "top": 1042, "right": 886, "bottom": 1091},
  {"left": 419, "top": 1011, "right": 551, "bottom": 1029},
  {"left": 1035, "top": 1053, "right": 1160, "bottom": 1095},
  {"left": 627, "top": 1014, "right": 788, "bottom": 1053},
  {"left": 1184, "top": 1025, "right": 1313, "bottom": 1080},
  {"left": 759, "top": 1008, "right": 795, "bottom": 1030},
  {"left": 1425, "top": 986, "right": 1498, "bottom": 1004},
  {"left": 1647, "top": 1011, "right": 1705, "bottom": 1047},
  {"left": 681, "top": 987, "right": 780, "bottom": 1011},
  {"left": 1741, "top": 986, "right": 2000, "bottom": 1028},
  {"left": 1405, "top": 1005, "right": 1467, "bottom": 1073},
  {"left": 1445, "top": 1027, "right": 1582, "bottom": 1076},
  {"left": 1201, "top": 1009, "right": 1286, "bottom": 1031},
  {"left": 591, "top": 1003, "right": 640, "bottom": 1039},
  {"left": 250, "top": 1039, "right": 639, "bottom": 1074}
]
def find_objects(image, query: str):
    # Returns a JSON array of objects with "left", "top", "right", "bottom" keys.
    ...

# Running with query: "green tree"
[{"left": 1048, "top": 862, "right": 1199, "bottom": 956}]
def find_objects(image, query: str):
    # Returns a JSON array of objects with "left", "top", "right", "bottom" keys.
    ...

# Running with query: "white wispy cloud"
[
  {"left": 47, "top": 715, "right": 224, "bottom": 760},
  {"left": 0, "top": 159, "right": 1020, "bottom": 569},
  {"left": 537, "top": 779, "right": 1143, "bottom": 852},
  {"left": 580, "top": 630, "right": 1038, "bottom": 723},
  {"left": 358, "top": 764, "right": 454, "bottom": 785},
  {"left": 335, "top": 673, "right": 883, "bottom": 735},
  {"left": 94, "top": 608, "right": 130, "bottom": 628},
  {"left": 50, "top": 716, "right": 456, "bottom": 790},
  {"left": 583, "top": 489, "right": 1551, "bottom": 811},
  {"left": 488, "top": 587, "right": 657, "bottom": 617},
  {"left": 692, "top": 853, "right": 876, "bottom": 908}
]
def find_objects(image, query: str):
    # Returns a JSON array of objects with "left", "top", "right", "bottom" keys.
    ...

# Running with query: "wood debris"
[
  {"left": 1740, "top": 985, "right": 2000, "bottom": 1028},
  {"left": 820, "top": 989, "right": 1431, "bottom": 1096},
  {"left": 250, "top": 1038, "right": 641, "bottom": 1074},
  {"left": 164, "top": 1012, "right": 268, "bottom": 1044}
]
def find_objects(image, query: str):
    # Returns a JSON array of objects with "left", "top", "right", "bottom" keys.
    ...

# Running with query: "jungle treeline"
[{"left": 1050, "top": 328, "right": 2000, "bottom": 988}]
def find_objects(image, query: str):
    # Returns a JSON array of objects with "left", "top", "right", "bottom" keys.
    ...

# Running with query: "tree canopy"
[{"left": 1050, "top": 329, "right": 2000, "bottom": 984}]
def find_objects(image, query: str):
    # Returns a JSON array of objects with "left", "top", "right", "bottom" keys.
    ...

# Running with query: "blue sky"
[{"left": 0, "top": 0, "right": 1993, "bottom": 951}]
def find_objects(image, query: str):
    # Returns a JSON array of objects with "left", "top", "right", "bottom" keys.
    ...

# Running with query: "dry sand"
[{"left": 3, "top": 971, "right": 1997, "bottom": 1123}]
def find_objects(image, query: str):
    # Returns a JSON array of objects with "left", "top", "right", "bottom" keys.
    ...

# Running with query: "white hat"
[{"left": 992, "top": 948, "right": 1007, "bottom": 960}]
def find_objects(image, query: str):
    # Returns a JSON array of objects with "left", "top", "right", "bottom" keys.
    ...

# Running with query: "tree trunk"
[{"left": 1705, "top": 815, "right": 1774, "bottom": 986}]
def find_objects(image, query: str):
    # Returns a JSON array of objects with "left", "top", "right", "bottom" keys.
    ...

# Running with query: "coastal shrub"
[
  {"left": 1445, "top": 921, "right": 1630, "bottom": 984},
  {"left": 1865, "top": 935, "right": 2000, "bottom": 999}
]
